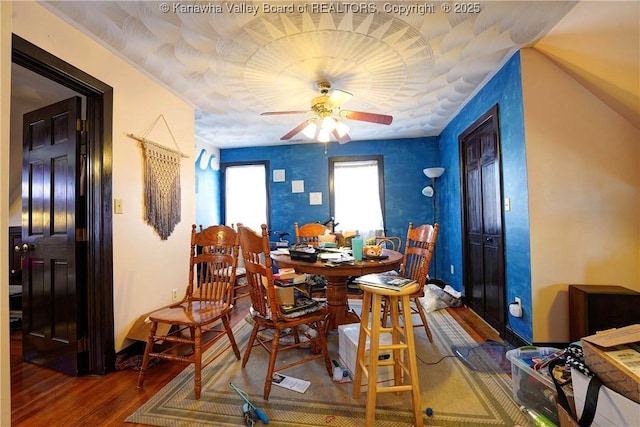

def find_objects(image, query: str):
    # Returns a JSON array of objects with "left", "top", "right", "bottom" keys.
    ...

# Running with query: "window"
[
  {"left": 329, "top": 156, "right": 385, "bottom": 240},
  {"left": 221, "top": 162, "right": 270, "bottom": 232}
]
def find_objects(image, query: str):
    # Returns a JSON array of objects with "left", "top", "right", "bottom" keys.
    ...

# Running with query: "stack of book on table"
[
  {"left": 353, "top": 273, "right": 416, "bottom": 291},
  {"left": 274, "top": 268, "right": 307, "bottom": 286}
]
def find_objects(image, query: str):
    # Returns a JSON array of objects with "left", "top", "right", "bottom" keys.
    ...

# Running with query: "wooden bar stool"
[{"left": 353, "top": 282, "right": 423, "bottom": 427}]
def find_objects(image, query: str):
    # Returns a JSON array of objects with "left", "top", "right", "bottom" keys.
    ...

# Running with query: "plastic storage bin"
[{"left": 506, "top": 346, "right": 564, "bottom": 425}]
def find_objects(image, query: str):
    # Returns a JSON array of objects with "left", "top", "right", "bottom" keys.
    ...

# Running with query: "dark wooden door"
[
  {"left": 460, "top": 105, "right": 506, "bottom": 334},
  {"left": 21, "top": 96, "right": 88, "bottom": 375}
]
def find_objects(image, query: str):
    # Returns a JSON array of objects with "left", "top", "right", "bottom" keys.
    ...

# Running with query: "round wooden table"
[{"left": 270, "top": 250, "right": 403, "bottom": 331}]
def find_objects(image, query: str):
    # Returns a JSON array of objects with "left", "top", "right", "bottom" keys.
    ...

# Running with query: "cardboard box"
[
  {"left": 557, "top": 402, "right": 580, "bottom": 427},
  {"left": 581, "top": 324, "right": 640, "bottom": 404},
  {"left": 261, "top": 275, "right": 294, "bottom": 305},
  {"left": 572, "top": 367, "right": 640, "bottom": 426},
  {"left": 274, "top": 284, "right": 294, "bottom": 305},
  {"left": 338, "top": 323, "right": 402, "bottom": 384}
]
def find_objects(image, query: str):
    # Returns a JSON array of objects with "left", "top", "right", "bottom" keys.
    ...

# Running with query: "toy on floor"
[{"left": 230, "top": 382, "right": 270, "bottom": 424}]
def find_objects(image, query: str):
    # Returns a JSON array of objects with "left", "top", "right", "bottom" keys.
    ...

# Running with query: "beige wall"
[
  {"left": 8, "top": 3, "right": 196, "bottom": 355},
  {"left": 1, "top": 2, "right": 13, "bottom": 424},
  {"left": 533, "top": 1, "right": 640, "bottom": 129},
  {"left": 520, "top": 48, "right": 640, "bottom": 343}
]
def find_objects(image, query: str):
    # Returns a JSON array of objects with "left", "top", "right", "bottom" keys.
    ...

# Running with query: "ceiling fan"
[{"left": 261, "top": 81, "right": 393, "bottom": 144}]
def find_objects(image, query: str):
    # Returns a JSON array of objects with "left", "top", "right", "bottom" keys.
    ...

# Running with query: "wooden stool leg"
[
  {"left": 365, "top": 292, "right": 383, "bottom": 427},
  {"left": 401, "top": 294, "right": 423, "bottom": 427},
  {"left": 353, "top": 291, "right": 371, "bottom": 399},
  {"left": 388, "top": 295, "right": 403, "bottom": 389}
]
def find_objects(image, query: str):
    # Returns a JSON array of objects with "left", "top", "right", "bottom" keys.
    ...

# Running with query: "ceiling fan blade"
[
  {"left": 332, "top": 129, "right": 351, "bottom": 144},
  {"left": 327, "top": 89, "right": 353, "bottom": 108},
  {"left": 340, "top": 110, "right": 393, "bottom": 125},
  {"left": 280, "top": 121, "right": 309, "bottom": 140},
  {"left": 261, "top": 110, "right": 309, "bottom": 116}
]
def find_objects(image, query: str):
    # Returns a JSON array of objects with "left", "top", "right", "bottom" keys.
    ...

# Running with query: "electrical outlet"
[
  {"left": 509, "top": 296, "right": 523, "bottom": 318},
  {"left": 171, "top": 288, "right": 178, "bottom": 302}
]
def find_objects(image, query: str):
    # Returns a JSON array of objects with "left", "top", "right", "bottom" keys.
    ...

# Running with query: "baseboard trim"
[{"left": 504, "top": 326, "right": 529, "bottom": 347}]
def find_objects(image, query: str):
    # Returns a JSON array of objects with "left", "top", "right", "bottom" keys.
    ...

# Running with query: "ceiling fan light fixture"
[
  {"left": 302, "top": 119, "right": 317, "bottom": 139},
  {"left": 321, "top": 117, "right": 336, "bottom": 133},
  {"left": 327, "top": 89, "right": 353, "bottom": 108},
  {"left": 318, "top": 129, "right": 330, "bottom": 143},
  {"left": 262, "top": 80, "right": 392, "bottom": 143}
]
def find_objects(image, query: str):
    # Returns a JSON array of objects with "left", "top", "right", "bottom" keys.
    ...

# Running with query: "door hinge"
[
  {"left": 77, "top": 337, "right": 89, "bottom": 353},
  {"left": 76, "top": 228, "right": 88, "bottom": 242}
]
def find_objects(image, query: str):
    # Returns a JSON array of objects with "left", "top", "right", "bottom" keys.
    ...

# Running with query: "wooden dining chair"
[
  {"left": 375, "top": 236, "right": 402, "bottom": 251},
  {"left": 237, "top": 224, "right": 333, "bottom": 400},
  {"left": 137, "top": 224, "right": 241, "bottom": 399},
  {"left": 382, "top": 222, "right": 439, "bottom": 342},
  {"left": 294, "top": 221, "right": 333, "bottom": 246}
]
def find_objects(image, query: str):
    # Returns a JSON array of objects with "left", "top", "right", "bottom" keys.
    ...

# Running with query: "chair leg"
[
  {"left": 412, "top": 297, "right": 433, "bottom": 342},
  {"left": 189, "top": 326, "right": 196, "bottom": 353},
  {"left": 222, "top": 314, "right": 241, "bottom": 360},
  {"left": 242, "top": 323, "right": 260, "bottom": 368},
  {"left": 264, "top": 329, "right": 281, "bottom": 400},
  {"left": 194, "top": 327, "right": 202, "bottom": 399},
  {"left": 292, "top": 326, "right": 301, "bottom": 344},
  {"left": 137, "top": 321, "right": 158, "bottom": 390}
]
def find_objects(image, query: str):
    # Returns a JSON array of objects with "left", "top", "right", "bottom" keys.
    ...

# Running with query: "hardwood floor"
[{"left": 10, "top": 298, "right": 500, "bottom": 426}]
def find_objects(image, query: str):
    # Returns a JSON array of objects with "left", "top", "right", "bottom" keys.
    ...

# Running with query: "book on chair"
[
  {"left": 353, "top": 273, "right": 416, "bottom": 291},
  {"left": 279, "top": 290, "right": 319, "bottom": 315}
]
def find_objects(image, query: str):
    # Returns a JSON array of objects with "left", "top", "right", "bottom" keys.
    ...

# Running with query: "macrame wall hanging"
[{"left": 127, "top": 115, "right": 188, "bottom": 240}]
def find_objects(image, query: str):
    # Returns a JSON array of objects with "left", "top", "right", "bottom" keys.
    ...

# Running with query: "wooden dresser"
[{"left": 569, "top": 284, "right": 640, "bottom": 342}]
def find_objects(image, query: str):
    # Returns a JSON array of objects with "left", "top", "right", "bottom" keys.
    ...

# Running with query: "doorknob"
[
  {"left": 15, "top": 243, "right": 35, "bottom": 252},
  {"left": 485, "top": 237, "right": 493, "bottom": 242}
]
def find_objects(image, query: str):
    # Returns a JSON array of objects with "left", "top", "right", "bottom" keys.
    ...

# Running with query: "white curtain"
[{"left": 333, "top": 160, "right": 384, "bottom": 241}]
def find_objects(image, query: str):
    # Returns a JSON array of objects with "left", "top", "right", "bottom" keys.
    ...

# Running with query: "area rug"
[
  {"left": 452, "top": 341, "right": 515, "bottom": 374},
  {"left": 126, "top": 308, "right": 528, "bottom": 426}
]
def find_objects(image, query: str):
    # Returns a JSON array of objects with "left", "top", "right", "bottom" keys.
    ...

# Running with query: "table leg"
[{"left": 324, "top": 275, "right": 360, "bottom": 330}]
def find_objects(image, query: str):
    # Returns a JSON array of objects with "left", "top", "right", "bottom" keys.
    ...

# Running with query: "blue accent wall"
[
  {"left": 437, "top": 51, "right": 532, "bottom": 341},
  {"left": 221, "top": 137, "right": 439, "bottom": 246}
]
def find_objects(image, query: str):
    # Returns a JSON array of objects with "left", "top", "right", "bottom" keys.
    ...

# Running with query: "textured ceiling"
[{"left": 43, "top": 1, "right": 575, "bottom": 148}]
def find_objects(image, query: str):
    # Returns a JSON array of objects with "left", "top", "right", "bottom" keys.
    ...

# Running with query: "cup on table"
[{"left": 352, "top": 238, "right": 363, "bottom": 261}]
